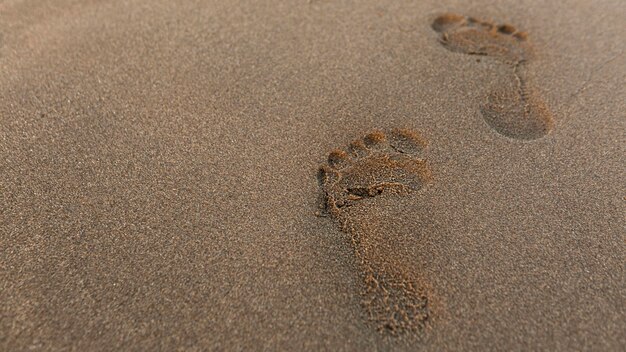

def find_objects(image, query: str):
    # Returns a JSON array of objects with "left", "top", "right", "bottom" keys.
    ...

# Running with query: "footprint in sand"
[
  {"left": 318, "top": 129, "right": 433, "bottom": 335},
  {"left": 431, "top": 13, "right": 554, "bottom": 140}
]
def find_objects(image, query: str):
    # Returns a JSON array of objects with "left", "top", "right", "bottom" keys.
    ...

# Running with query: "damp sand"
[{"left": 1, "top": 0, "right": 624, "bottom": 350}]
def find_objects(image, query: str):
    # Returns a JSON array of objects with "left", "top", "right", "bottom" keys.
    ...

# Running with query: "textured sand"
[{"left": 1, "top": 0, "right": 625, "bottom": 350}]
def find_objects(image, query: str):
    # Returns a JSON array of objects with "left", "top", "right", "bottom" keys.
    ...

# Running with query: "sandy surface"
[{"left": 1, "top": 0, "right": 625, "bottom": 350}]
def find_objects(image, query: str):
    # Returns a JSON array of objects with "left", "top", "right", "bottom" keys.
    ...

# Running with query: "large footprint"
[
  {"left": 318, "top": 129, "right": 433, "bottom": 335},
  {"left": 432, "top": 13, "right": 554, "bottom": 140}
]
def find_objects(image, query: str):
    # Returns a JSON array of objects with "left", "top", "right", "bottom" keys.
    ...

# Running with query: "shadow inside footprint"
[
  {"left": 431, "top": 13, "right": 554, "bottom": 140},
  {"left": 318, "top": 129, "right": 433, "bottom": 336}
]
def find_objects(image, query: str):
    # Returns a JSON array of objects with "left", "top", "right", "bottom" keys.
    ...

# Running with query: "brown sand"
[
  {"left": 318, "top": 129, "right": 433, "bottom": 335},
  {"left": 1, "top": 0, "right": 625, "bottom": 350},
  {"left": 431, "top": 12, "right": 555, "bottom": 140}
]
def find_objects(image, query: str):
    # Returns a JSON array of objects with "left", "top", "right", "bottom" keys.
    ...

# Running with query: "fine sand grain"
[
  {"left": 431, "top": 13, "right": 554, "bottom": 140},
  {"left": 1, "top": 0, "right": 625, "bottom": 351},
  {"left": 318, "top": 128, "right": 433, "bottom": 336}
]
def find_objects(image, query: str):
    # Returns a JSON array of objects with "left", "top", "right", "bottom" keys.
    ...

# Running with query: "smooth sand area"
[{"left": 1, "top": 0, "right": 624, "bottom": 350}]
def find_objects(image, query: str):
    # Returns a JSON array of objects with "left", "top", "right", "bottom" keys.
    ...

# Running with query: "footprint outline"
[
  {"left": 318, "top": 128, "right": 434, "bottom": 336},
  {"left": 432, "top": 13, "right": 555, "bottom": 140}
]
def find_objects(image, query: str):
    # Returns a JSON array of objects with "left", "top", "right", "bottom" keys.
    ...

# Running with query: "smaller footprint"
[
  {"left": 318, "top": 129, "right": 433, "bottom": 335},
  {"left": 431, "top": 13, "right": 554, "bottom": 140},
  {"left": 431, "top": 13, "right": 530, "bottom": 64}
]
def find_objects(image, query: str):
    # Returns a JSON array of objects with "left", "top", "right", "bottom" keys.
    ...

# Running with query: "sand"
[{"left": 1, "top": 0, "right": 624, "bottom": 350}]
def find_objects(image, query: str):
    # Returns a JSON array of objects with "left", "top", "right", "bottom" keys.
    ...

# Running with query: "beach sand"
[{"left": 1, "top": 0, "right": 624, "bottom": 350}]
